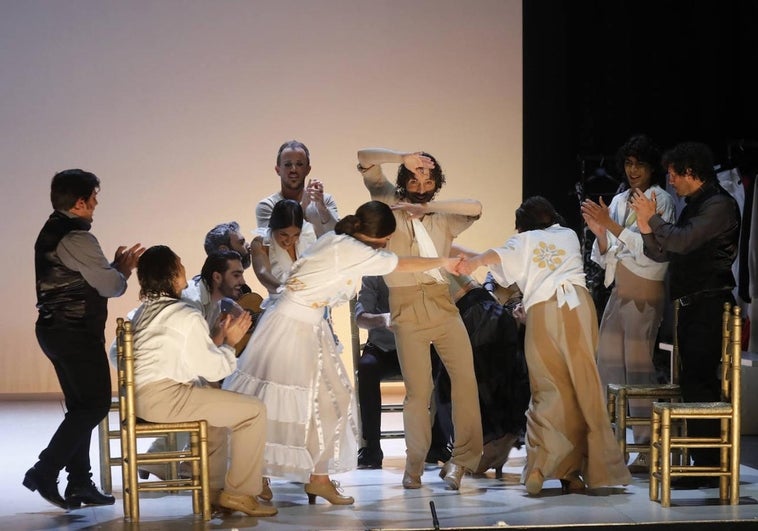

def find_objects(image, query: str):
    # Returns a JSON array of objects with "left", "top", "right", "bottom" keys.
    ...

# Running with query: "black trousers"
[
  {"left": 677, "top": 291, "right": 735, "bottom": 466},
  {"left": 34, "top": 325, "right": 112, "bottom": 484},
  {"left": 357, "top": 342, "right": 451, "bottom": 449}
]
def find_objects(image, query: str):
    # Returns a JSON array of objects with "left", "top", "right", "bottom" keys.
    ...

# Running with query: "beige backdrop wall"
[{"left": 0, "top": 0, "right": 522, "bottom": 396}]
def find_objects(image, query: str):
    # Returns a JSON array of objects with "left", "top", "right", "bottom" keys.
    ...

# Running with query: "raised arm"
[{"left": 302, "top": 178, "right": 338, "bottom": 236}]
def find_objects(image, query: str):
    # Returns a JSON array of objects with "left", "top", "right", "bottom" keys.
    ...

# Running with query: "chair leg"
[
  {"left": 660, "top": 409, "right": 672, "bottom": 508},
  {"left": 199, "top": 422, "right": 211, "bottom": 521},
  {"left": 617, "top": 391, "right": 628, "bottom": 461},
  {"left": 649, "top": 409, "right": 660, "bottom": 502},
  {"left": 98, "top": 415, "right": 112, "bottom": 495}
]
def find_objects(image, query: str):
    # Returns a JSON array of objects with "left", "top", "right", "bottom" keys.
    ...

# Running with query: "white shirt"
[
  {"left": 490, "top": 224, "right": 587, "bottom": 312},
  {"left": 590, "top": 185, "right": 675, "bottom": 286},
  {"left": 284, "top": 232, "right": 398, "bottom": 309},
  {"left": 110, "top": 297, "right": 237, "bottom": 389}
]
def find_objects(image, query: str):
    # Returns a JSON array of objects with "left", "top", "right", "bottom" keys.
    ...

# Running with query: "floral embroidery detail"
[
  {"left": 286, "top": 278, "right": 306, "bottom": 291},
  {"left": 532, "top": 241, "right": 565, "bottom": 270}
]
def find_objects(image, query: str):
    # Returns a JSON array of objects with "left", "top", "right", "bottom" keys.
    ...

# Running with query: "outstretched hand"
[
  {"left": 456, "top": 256, "right": 479, "bottom": 276},
  {"left": 113, "top": 243, "right": 145, "bottom": 278},
  {"left": 441, "top": 256, "right": 462, "bottom": 274}
]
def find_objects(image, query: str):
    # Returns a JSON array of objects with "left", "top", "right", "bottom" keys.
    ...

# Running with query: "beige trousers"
[
  {"left": 390, "top": 284, "right": 483, "bottom": 474},
  {"left": 136, "top": 378, "right": 267, "bottom": 497},
  {"left": 523, "top": 288, "right": 630, "bottom": 488}
]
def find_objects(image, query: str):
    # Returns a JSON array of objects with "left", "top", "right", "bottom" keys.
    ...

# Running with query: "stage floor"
[{"left": 3, "top": 400, "right": 758, "bottom": 530}]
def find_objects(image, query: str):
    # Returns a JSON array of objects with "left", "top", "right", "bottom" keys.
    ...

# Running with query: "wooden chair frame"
[
  {"left": 606, "top": 300, "right": 682, "bottom": 461},
  {"left": 98, "top": 398, "right": 178, "bottom": 494},
  {"left": 649, "top": 303, "right": 742, "bottom": 507},
  {"left": 115, "top": 318, "right": 211, "bottom": 521}
]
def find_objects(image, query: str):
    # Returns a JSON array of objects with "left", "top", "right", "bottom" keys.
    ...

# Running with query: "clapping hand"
[
  {"left": 220, "top": 311, "right": 253, "bottom": 348},
  {"left": 113, "top": 243, "right": 145, "bottom": 277}
]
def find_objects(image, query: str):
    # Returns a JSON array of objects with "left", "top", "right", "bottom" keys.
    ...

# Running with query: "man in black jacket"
[{"left": 632, "top": 142, "right": 740, "bottom": 488}]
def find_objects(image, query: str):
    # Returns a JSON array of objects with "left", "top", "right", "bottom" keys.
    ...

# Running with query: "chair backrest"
[
  {"left": 115, "top": 318, "right": 138, "bottom": 439},
  {"left": 672, "top": 299, "right": 680, "bottom": 384},
  {"left": 721, "top": 303, "right": 742, "bottom": 405}
]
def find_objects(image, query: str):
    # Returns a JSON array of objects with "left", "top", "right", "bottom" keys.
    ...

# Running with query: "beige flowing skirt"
[{"left": 522, "top": 287, "right": 631, "bottom": 488}]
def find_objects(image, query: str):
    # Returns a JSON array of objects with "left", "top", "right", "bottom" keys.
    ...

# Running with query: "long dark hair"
[
  {"left": 335, "top": 201, "right": 396, "bottom": 238},
  {"left": 137, "top": 245, "right": 182, "bottom": 300},
  {"left": 515, "top": 196, "right": 566, "bottom": 232}
]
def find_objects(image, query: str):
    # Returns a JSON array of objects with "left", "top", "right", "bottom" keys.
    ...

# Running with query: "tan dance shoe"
[
  {"left": 402, "top": 471, "right": 422, "bottom": 489},
  {"left": 258, "top": 476, "right": 273, "bottom": 501},
  {"left": 524, "top": 469, "right": 544, "bottom": 495},
  {"left": 217, "top": 491, "right": 278, "bottom": 516},
  {"left": 439, "top": 461, "right": 466, "bottom": 490},
  {"left": 304, "top": 480, "right": 354, "bottom": 505}
]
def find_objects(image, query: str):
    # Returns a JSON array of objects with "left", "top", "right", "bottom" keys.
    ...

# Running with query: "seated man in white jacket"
[{"left": 111, "top": 245, "right": 276, "bottom": 517}]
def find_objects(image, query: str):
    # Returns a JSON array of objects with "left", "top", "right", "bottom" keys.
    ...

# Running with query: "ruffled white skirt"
[{"left": 223, "top": 296, "right": 358, "bottom": 482}]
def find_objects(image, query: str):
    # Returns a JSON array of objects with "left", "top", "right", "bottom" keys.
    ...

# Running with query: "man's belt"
[{"left": 675, "top": 289, "right": 730, "bottom": 308}]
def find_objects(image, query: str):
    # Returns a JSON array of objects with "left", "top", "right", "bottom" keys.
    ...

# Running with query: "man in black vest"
[{"left": 24, "top": 169, "right": 144, "bottom": 509}]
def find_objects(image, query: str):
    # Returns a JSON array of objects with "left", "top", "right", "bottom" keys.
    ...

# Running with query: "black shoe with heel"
[
  {"left": 23, "top": 467, "right": 70, "bottom": 510},
  {"left": 65, "top": 480, "right": 115, "bottom": 507}
]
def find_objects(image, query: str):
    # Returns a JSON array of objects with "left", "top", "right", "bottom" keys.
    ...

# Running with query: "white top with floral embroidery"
[{"left": 489, "top": 224, "right": 587, "bottom": 312}]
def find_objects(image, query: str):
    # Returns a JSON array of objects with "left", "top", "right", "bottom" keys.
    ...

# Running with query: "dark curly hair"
[
  {"left": 515, "top": 196, "right": 566, "bottom": 232},
  {"left": 137, "top": 245, "right": 182, "bottom": 300},
  {"left": 616, "top": 134, "right": 664, "bottom": 188},
  {"left": 395, "top": 152, "right": 446, "bottom": 200},
  {"left": 662, "top": 142, "right": 716, "bottom": 183},
  {"left": 335, "top": 201, "right": 396, "bottom": 238}
]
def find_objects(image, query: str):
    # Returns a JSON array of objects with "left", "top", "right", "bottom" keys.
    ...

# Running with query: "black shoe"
[
  {"left": 357, "top": 446, "right": 383, "bottom": 469},
  {"left": 425, "top": 446, "right": 452, "bottom": 465},
  {"left": 65, "top": 480, "right": 116, "bottom": 507},
  {"left": 23, "top": 467, "right": 70, "bottom": 510},
  {"left": 670, "top": 476, "right": 720, "bottom": 490}
]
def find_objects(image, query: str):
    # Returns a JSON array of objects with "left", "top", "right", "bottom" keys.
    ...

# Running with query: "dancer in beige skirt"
[{"left": 458, "top": 196, "right": 631, "bottom": 495}]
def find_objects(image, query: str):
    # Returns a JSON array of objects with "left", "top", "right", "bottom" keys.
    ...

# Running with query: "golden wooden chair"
[
  {"left": 98, "top": 398, "right": 179, "bottom": 494},
  {"left": 606, "top": 300, "right": 682, "bottom": 463},
  {"left": 649, "top": 303, "right": 742, "bottom": 507},
  {"left": 115, "top": 317, "right": 211, "bottom": 521}
]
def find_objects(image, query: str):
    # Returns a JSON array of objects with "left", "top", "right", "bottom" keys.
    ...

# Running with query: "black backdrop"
[{"left": 523, "top": 0, "right": 758, "bottom": 232}]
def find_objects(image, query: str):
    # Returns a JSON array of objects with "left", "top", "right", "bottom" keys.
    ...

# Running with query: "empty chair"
[
  {"left": 649, "top": 303, "right": 742, "bottom": 507},
  {"left": 606, "top": 300, "right": 682, "bottom": 466}
]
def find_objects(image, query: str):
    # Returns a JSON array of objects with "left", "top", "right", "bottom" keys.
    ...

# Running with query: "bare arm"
[
  {"left": 249, "top": 238, "right": 282, "bottom": 295},
  {"left": 457, "top": 249, "right": 501, "bottom": 276},
  {"left": 393, "top": 255, "right": 460, "bottom": 274}
]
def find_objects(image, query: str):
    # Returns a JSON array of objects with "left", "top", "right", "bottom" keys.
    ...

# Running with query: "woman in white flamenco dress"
[{"left": 223, "top": 201, "right": 460, "bottom": 505}]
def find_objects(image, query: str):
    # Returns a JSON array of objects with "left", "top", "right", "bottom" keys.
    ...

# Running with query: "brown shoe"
[
  {"left": 402, "top": 471, "right": 422, "bottom": 489},
  {"left": 258, "top": 477, "right": 273, "bottom": 501},
  {"left": 217, "top": 491, "right": 278, "bottom": 516},
  {"left": 304, "top": 480, "right": 354, "bottom": 505},
  {"left": 439, "top": 461, "right": 466, "bottom": 490}
]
